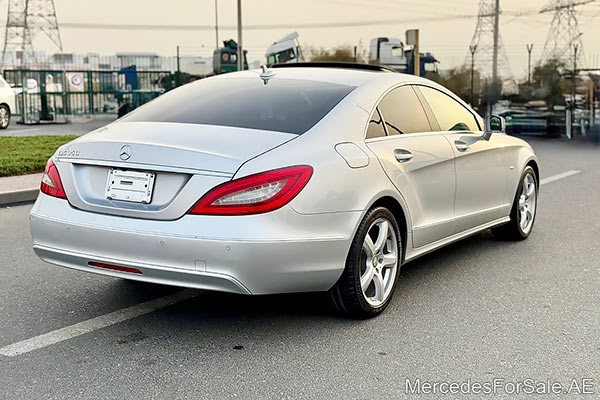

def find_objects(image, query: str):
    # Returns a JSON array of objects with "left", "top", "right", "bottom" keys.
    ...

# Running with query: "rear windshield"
[{"left": 121, "top": 77, "right": 355, "bottom": 134}]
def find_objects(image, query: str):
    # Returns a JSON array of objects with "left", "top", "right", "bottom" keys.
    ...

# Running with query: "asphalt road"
[{"left": 0, "top": 137, "right": 598, "bottom": 399}]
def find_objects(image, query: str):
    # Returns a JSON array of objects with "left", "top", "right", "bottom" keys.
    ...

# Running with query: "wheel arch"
[
  {"left": 0, "top": 102, "right": 11, "bottom": 113},
  {"left": 525, "top": 159, "right": 540, "bottom": 186},
  {"left": 368, "top": 195, "right": 409, "bottom": 263}
]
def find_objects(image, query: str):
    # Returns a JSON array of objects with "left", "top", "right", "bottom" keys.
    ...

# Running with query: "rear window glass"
[{"left": 121, "top": 77, "right": 355, "bottom": 134}]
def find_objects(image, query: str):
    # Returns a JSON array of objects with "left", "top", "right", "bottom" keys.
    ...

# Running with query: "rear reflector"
[{"left": 88, "top": 261, "right": 142, "bottom": 274}]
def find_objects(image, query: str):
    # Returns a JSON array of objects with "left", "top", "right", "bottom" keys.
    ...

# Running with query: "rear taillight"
[
  {"left": 188, "top": 165, "right": 313, "bottom": 215},
  {"left": 40, "top": 158, "right": 67, "bottom": 199}
]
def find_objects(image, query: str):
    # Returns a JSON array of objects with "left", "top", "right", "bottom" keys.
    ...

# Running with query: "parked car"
[
  {"left": 497, "top": 109, "right": 548, "bottom": 135},
  {"left": 0, "top": 74, "right": 17, "bottom": 129},
  {"left": 30, "top": 63, "right": 539, "bottom": 318}
]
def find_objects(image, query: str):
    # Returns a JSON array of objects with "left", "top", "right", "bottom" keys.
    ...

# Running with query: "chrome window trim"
[
  {"left": 412, "top": 84, "right": 483, "bottom": 132},
  {"left": 362, "top": 81, "right": 455, "bottom": 142},
  {"left": 363, "top": 81, "right": 439, "bottom": 142}
]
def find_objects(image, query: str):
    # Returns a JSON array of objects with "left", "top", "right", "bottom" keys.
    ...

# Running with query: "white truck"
[
  {"left": 266, "top": 32, "right": 305, "bottom": 65},
  {"left": 369, "top": 37, "right": 438, "bottom": 77},
  {"left": 369, "top": 37, "right": 408, "bottom": 72}
]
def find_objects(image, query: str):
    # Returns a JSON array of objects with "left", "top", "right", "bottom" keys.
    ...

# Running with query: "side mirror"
[{"left": 484, "top": 114, "right": 506, "bottom": 139}]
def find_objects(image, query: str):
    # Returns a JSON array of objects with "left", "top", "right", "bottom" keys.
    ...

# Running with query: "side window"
[
  {"left": 418, "top": 86, "right": 481, "bottom": 132},
  {"left": 366, "top": 108, "right": 386, "bottom": 139},
  {"left": 377, "top": 86, "right": 431, "bottom": 135}
]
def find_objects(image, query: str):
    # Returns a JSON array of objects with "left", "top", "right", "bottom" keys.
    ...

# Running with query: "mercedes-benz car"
[{"left": 30, "top": 63, "right": 539, "bottom": 318}]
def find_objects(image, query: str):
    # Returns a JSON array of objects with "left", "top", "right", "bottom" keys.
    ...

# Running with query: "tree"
[
  {"left": 426, "top": 67, "right": 479, "bottom": 104},
  {"left": 531, "top": 58, "right": 567, "bottom": 107},
  {"left": 306, "top": 45, "right": 366, "bottom": 63}
]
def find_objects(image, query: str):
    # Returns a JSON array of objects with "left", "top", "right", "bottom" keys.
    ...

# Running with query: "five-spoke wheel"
[
  {"left": 492, "top": 165, "right": 538, "bottom": 241},
  {"left": 360, "top": 218, "right": 398, "bottom": 307},
  {"left": 330, "top": 207, "right": 401, "bottom": 318},
  {"left": 518, "top": 172, "right": 536, "bottom": 234}
]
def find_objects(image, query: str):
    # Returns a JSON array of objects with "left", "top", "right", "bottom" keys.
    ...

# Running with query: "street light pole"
[
  {"left": 176, "top": 45, "right": 180, "bottom": 86},
  {"left": 571, "top": 43, "right": 578, "bottom": 137},
  {"left": 236, "top": 0, "right": 243, "bottom": 71},
  {"left": 491, "top": 0, "right": 500, "bottom": 95},
  {"left": 526, "top": 44, "right": 533, "bottom": 84},
  {"left": 469, "top": 44, "right": 477, "bottom": 107},
  {"left": 214, "top": 0, "right": 219, "bottom": 49}
]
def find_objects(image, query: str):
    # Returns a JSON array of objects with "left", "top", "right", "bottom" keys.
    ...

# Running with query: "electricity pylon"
[
  {"left": 2, "top": 0, "right": 63, "bottom": 67},
  {"left": 540, "top": 0, "right": 593, "bottom": 68},
  {"left": 466, "top": 0, "right": 513, "bottom": 83}
]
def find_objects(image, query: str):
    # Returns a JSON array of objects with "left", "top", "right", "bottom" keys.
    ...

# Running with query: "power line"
[{"left": 44, "top": 14, "right": 481, "bottom": 32}]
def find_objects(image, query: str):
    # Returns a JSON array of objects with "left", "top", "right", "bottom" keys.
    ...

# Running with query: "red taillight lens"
[
  {"left": 189, "top": 165, "right": 313, "bottom": 215},
  {"left": 40, "top": 158, "right": 67, "bottom": 199}
]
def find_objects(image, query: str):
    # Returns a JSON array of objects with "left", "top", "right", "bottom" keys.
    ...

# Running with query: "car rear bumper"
[{"left": 30, "top": 194, "right": 361, "bottom": 294}]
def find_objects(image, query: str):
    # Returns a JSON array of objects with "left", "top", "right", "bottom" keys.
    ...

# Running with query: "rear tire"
[
  {"left": 329, "top": 207, "right": 401, "bottom": 319},
  {"left": 492, "top": 166, "right": 538, "bottom": 241},
  {"left": 0, "top": 105, "right": 10, "bottom": 129}
]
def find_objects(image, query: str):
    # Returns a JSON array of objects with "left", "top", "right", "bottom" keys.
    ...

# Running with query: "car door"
[
  {"left": 416, "top": 85, "right": 509, "bottom": 234},
  {"left": 365, "top": 85, "right": 456, "bottom": 249}
]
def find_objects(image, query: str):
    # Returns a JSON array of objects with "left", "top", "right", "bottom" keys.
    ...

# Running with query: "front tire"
[
  {"left": 329, "top": 207, "right": 401, "bottom": 319},
  {"left": 0, "top": 105, "right": 10, "bottom": 129},
  {"left": 492, "top": 166, "right": 538, "bottom": 241}
]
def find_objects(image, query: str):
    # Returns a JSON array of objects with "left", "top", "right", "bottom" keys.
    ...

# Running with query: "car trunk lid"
[{"left": 54, "top": 121, "right": 297, "bottom": 220}]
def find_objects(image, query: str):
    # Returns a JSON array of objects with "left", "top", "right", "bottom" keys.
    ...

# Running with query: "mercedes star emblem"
[{"left": 119, "top": 145, "right": 132, "bottom": 161}]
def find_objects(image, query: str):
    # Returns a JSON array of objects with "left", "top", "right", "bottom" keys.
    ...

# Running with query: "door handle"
[
  {"left": 455, "top": 141, "right": 470, "bottom": 152},
  {"left": 394, "top": 149, "right": 414, "bottom": 163}
]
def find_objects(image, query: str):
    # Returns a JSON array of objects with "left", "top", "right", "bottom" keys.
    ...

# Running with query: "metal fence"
[
  {"left": 3, "top": 69, "right": 178, "bottom": 124},
  {"left": 2, "top": 52, "right": 180, "bottom": 72}
]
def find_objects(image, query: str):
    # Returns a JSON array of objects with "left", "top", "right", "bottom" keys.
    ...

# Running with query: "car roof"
[{"left": 212, "top": 66, "right": 432, "bottom": 88}]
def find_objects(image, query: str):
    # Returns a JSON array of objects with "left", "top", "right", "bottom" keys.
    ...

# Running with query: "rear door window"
[
  {"left": 366, "top": 108, "right": 387, "bottom": 139},
  {"left": 377, "top": 86, "right": 432, "bottom": 135},
  {"left": 121, "top": 77, "right": 355, "bottom": 135},
  {"left": 417, "top": 86, "right": 481, "bottom": 132}
]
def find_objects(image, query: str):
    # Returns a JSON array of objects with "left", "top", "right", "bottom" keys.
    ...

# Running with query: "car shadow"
[{"left": 115, "top": 230, "right": 509, "bottom": 324}]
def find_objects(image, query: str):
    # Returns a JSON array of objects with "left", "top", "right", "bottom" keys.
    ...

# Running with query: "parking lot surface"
[
  {"left": 0, "top": 137, "right": 598, "bottom": 399},
  {"left": 0, "top": 115, "right": 115, "bottom": 137}
]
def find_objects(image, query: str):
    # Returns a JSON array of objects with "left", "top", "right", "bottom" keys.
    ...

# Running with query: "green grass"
[{"left": 0, "top": 135, "right": 78, "bottom": 177}]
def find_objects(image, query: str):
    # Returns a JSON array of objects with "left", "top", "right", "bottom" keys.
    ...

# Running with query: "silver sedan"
[{"left": 30, "top": 64, "right": 538, "bottom": 318}]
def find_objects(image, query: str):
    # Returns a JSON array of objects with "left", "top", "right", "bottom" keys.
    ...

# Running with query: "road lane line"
[
  {"left": 540, "top": 170, "right": 580, "bottom": 186},
  {"left": 0, "top": 289, "right": 199, "bottom": 357}
]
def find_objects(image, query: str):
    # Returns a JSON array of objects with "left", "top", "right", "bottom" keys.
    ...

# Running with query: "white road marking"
[
  {"left": 0, "top": 289, "right": 199, "bottom": 357},
  {"left": 540, "top": 170, "right": 581, "bottom": 186},
  {"left": 12, "top": 128, "right": 41, "bottom": 133}
]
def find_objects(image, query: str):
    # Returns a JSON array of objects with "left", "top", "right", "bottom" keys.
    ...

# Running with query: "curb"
[{"left": 0, "top": 188, "right": 38, "bottom": 206}]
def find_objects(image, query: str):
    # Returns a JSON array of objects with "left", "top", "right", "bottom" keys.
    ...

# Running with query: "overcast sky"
[{"left": 7, "top": 0, "right": 600, "bottom": 78}]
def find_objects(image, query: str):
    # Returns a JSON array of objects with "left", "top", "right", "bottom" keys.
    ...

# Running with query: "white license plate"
[{"left": 105, "top": 169, "right": 155, "bottom": 204}]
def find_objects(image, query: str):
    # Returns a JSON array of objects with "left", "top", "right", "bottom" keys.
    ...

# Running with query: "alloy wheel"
[
  {"left": 0, "top": 107, "right": 8, "bottom": 128},
  {"left": 360, "top": 217, "right": 399, "bottom": 307},
  {"left": 518, "top": 172, "right": 536, "bottom": 234}
]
